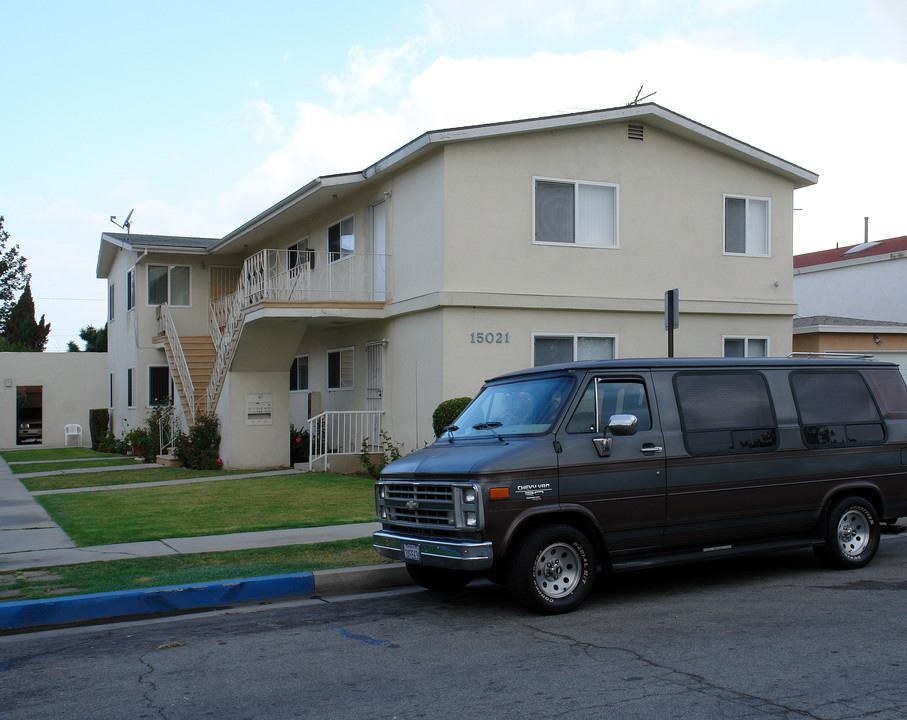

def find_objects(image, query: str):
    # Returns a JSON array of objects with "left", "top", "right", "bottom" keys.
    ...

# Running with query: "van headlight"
[{"left": 455, "top": 484, "right": 482, "bottom": 530}]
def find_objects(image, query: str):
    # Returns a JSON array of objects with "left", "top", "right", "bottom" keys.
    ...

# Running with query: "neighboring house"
[
  {"left": 0, "top": 352, "right": 108, "bottom": 449},
  {"left": 96, "top": 103, "right": 818, "bottom": 469},
  {"left": 794, "top": 236, "right": 907, "bottom": 370}
]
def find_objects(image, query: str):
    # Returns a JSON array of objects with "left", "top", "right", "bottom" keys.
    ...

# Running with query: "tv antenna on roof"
[
  {"left": 627, "top": 86, "right": 656, "bottom": 105},
  {"left": 110, "top": 209, "right": 134, "bottom": 234}
]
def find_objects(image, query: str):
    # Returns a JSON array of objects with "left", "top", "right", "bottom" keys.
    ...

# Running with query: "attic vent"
[{"left": 628, "top": 123, "right": 645, "bottom": 141}]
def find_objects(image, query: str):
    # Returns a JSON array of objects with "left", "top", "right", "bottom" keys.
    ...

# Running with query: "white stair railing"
[
  {"left": 157, "top": 303, "right": 196, "bottom": 423},
  {"left": 206, "top": 249, "right": 390, "bottom": 415},
  {"left": 308, "top": 410, "right": 384, "bottom": 472}
]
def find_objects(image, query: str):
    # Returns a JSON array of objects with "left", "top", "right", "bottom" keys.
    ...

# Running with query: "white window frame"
[
  {"left": 723, "top": 194, "right": 770, "bottom": 257},
  {"left": 126, "top": 367, "right": 136, "bottom": 408},
  {"left": 328, "top": 215, "right": 355, "bottom": 263},
  {"left": 327, "top": 346, "right": 354, "bottom": 390},
  {"left": 147, "top": 264, "right": 191, "bottom": 307},
  {"left": 291, "top": 354, "right": 309, "bottom": 392},
  {"left": 148, "top": 365, "right": 173, "bottom": 406},
  {"left": 531, "top": 332, "right": 619, "bottom": 367},
  {"left": 533, "top": 176, "right": 619, "bottom": 249},
  {"left": 722, "top": 335, "right": 770, "bottom": 358},
  {"left": 108, "top": 283, "right": 115, "bottom": 322},
  {"left": 126, "top": 268, "right": 135, "bottom": 312}
]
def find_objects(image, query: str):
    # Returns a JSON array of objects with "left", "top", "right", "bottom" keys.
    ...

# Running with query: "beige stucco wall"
[
  {"left": 441, "top": 123, "right": 795, "bottom": 310},
  {"left": 0, "top": 352, "right": 108, "bottom": 449}
]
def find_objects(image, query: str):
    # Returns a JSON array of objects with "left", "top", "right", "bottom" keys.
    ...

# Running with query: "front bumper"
[{"left": 373, "top": 530, "right": 495, "bottom": 570}]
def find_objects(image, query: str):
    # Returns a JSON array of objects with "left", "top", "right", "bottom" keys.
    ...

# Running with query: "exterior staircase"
[{"left": 153, "top": 331, "right": 216, "bottom": 424}]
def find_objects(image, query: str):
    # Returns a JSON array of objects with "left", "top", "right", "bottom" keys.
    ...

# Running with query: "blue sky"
[{"left": 2, "top": 0, "right": 905, "bottom": 350}]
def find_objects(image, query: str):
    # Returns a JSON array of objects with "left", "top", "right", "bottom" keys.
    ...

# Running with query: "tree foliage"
[
  {"left": 2, "top": 282, "right": 50, "bottom": 351},
  {"left": 68, "top": 323, "right": 107, "bottom": 352},
  {"left": 0, "top": 216, "right": 30, "bottom": 333}
]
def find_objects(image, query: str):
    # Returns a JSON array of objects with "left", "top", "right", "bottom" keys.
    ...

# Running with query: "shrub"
[
  {"left": 432, "top": 397, "right": 472, "bottom": 438},
  {"left": 290, "top": 424, "right": 309, "bottom": 465},
  {"left": 175, "top": 411, "right": 222, "bottom": 470},
  {"left": 97, "top": 431, "right": 127, "bottom": 454},
  {"left": 124, "top": 427, "right": 155, "bottom": 463},
  {"left": 360, "top": 431, "right": 402, "bottom": 480},
  {"left": 89, "top": 408, "right": 109, "bottom": 450}
]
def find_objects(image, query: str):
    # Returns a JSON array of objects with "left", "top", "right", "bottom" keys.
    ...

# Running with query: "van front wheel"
[
  {"left": 507, "top": 524, "right": 596, "bottom": 614},
  {"left": 815, "top": 496, "right": 880, "bottom": 569}
]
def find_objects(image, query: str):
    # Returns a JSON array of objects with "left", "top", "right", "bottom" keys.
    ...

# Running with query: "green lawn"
[
  {"left": 36, "top": 473, "right": 377, "bottom": 546},
  {"left": 0, "top": 538, "right": 394, "bottom": 603},
  {"left": 12, "top": 458, "right": 142, "bottom": 475},
  {"left": 20, "top": 466, "right": 284, "bottom": 492},
  {"left": 1, "top": 447, "right": 123, "bottom": 462}
]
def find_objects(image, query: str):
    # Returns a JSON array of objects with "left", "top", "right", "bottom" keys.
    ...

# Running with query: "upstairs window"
[
  {"left": 724, "top": 195, "right": 769, "bottom": 256},
  {"left": 288, "top": 238, "right": 315, "bottom": 274},
  {"left": 148, "top": 265, "right": 190, "bottom": 306},
  {"left": 534, "top": 178, "right": 617, "bottom": 248},
  {"left": 328, "top": 216, "right": 354, "bottom": 262},
  {"left": 108, "top": 284, "right": 115, "bottom": 322},
  {"left": 126, "top": 268, "right": 135, "bottom": 311}
]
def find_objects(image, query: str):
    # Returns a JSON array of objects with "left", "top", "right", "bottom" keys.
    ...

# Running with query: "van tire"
[
  {"left": 815, "top": 496, "right": 880, "bottom": 569},
  {"left": 406, "top": 564, "right": 475, "bottom": 591},
  {"left": 507, "top": 524, "right": 596, "bottom": 614}
]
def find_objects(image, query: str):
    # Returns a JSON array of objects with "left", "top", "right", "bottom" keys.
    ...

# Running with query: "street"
[{"left": 2, "top": 534, "right": 906, "bottom": 720}]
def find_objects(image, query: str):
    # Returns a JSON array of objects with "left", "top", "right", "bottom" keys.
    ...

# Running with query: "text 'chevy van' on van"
[{"left": 374, "top": 358, "right": 907, "bottom": 614}]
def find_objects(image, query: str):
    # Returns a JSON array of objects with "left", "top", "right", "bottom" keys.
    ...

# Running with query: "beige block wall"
[{"left": 0, "top": 352, "right": 109, "bottom": 449}]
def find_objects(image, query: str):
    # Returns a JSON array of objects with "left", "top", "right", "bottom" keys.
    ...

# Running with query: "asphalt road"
[{"left": 2, "top": 534, "right": 906, "bottom": 720}]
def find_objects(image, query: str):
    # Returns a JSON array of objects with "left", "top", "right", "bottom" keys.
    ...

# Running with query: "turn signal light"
[{"left": 489, "top": 487, "right": 510, "bottom": 500}]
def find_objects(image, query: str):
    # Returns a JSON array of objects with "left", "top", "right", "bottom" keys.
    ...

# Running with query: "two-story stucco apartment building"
[{"left": 96, "top": 103, "right": 818, "bottom": 469}]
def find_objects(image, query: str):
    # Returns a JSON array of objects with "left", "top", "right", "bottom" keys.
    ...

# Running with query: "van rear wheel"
[
  {"left": 815, "top": 496, "right": 880, "bottom": 569},
  {"left": 405, "top": 564, "right": 475, "bottom": 591},
  {"left": 507, "top": 524, "right": 596, "bottom": 614}
]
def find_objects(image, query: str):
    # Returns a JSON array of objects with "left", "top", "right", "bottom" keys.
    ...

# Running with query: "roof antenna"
[
  {"left": 628, "top": 86, "right": 656, "bottom": 106},
  {"left": 110, "top": 209, "right": 134, "bottom": 234}
]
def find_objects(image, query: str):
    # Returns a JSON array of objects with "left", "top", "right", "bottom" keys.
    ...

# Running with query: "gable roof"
[
  {"left": 97, "top": 232, "right": 220, "bottom": 278},
  {"left": 794, "top": 235, "right": 907, "bottom": 270},
  {"left": 213, "top": 103, "right": 818, "bottom": 252}
]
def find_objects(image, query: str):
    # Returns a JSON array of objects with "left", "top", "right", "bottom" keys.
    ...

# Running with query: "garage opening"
[{"left": 16, "top": 385, "right": 42, "bottom": 445}]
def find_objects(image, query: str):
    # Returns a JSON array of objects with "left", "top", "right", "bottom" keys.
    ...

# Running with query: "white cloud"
[
  {"left": 322, "top": 38, "right": 427, "bottom": 107},
  {"left": 224, "top": 41, "right": 907, "bottom": 256}
]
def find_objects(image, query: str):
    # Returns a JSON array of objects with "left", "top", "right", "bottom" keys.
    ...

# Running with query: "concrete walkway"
[{"left": 0, "top": 456, "right": 380, "bottom": 572}]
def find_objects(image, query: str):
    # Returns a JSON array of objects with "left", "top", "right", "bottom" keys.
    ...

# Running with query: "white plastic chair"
[{"left": 64, "top": 424, "right": 83, "bottom": 447}]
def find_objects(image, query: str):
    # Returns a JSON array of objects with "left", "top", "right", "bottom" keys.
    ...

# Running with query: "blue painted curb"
[{"left": 0, "top": 572, "right": 315, "bottom": 631}]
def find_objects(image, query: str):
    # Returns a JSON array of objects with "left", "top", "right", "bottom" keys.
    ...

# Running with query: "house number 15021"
[{"left": 471, "top": 332, "right": 510, "bottom": 344}]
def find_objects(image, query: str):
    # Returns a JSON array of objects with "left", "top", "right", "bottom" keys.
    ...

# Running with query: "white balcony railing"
[{"left": 206, "top": 249, "right": 389, "bottom": 414}]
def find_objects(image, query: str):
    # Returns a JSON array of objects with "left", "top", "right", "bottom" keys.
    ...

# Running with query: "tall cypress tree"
[
  {"left": 2, "top": 282, "right": 50, "bottom": 351},
  {"left": 0, "top": 216, "right": 30, "bottom": 333}
]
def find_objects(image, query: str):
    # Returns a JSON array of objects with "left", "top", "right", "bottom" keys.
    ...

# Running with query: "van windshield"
[{"left": 447, "top": 375, "right": 574, "bottom": 438}]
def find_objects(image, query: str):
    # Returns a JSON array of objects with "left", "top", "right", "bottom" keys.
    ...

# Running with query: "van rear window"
[
  {"left": 864, "top": 368, "right": 907, "bottom": 420},
  {"left": 790, "top": 371, "right": 884, "bottom": 448},
  {"left": 674, "top": 372, "right": 777, "bottom": 456}
]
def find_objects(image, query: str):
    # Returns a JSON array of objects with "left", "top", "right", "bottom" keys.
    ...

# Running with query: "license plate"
[{"left": 402, "top": 542, "right": 421, "bottom": 562}]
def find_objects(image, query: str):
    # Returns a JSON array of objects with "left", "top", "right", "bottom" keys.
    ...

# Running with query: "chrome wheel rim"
[
  {"left": 533, "top": 542, "right": 582, "bottom": 599},
  {"left": 837, "top": 508, "right": 871, "bottom": 557}
]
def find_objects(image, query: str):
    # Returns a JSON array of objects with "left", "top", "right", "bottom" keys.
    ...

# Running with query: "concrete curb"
[{"left": 0, "top": 564, "right": 410, "bottom": 633}]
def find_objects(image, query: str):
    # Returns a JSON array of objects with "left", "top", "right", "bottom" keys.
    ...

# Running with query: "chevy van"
[{"left": 374, "top": 358, "right": 907, "bottom": 613}]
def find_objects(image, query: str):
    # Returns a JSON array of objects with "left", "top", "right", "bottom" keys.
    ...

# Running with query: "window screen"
[
  {"left": 791, "top": 371, "right": 884, "bottom": 447},
  {"left": 675, "top": 372, "right": 777, "bottom": 455},
  {"left": 328, "top": 348, "right": 353, "bottom": 389},
  {"left": 148, "top": 367, "right": 171, "bottom": 405}
]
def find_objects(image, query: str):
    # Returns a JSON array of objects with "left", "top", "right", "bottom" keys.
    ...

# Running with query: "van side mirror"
[
  {"left": 608, "top": 414, "right": 638, "bottom": 436},
  {"left": 592, "top": 414, "right": 639, "bottom": 457}
]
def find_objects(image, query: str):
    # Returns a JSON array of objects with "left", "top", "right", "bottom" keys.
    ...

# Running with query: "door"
[
  {"left": 555, "top": 373, "right": 666, "bottom": 557},
  {"left": 366, "top": 341, "right": 384, "bottom": 446},
  {"left": 370, "top": 200, "right": 386, "bottom": 301}
]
